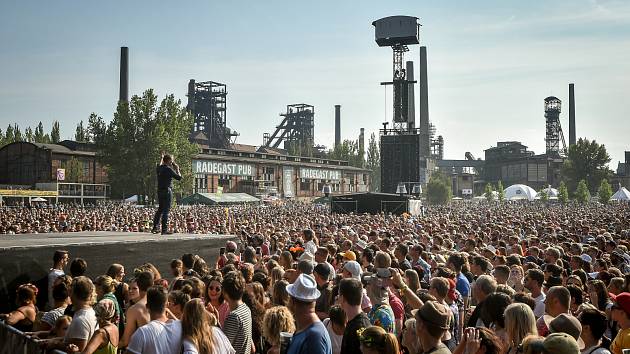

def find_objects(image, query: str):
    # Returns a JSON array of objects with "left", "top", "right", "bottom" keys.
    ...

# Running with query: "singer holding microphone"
[{"left": 152, "top": 153, "right": 182, "bottom": 235}]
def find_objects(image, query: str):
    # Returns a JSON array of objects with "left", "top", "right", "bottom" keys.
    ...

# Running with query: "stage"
[{"left": 0, "top": 231, "right": 236, "bottom": 312}]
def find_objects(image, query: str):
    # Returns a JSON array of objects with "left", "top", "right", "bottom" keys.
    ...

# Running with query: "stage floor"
[
  {"left": 0, "top": 231, "right": 229, "bottom": 250},
  {"left": 0, "top": 231, "right": 236, "bottom": 312}
]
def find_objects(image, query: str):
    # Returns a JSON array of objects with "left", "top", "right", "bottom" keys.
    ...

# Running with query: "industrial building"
[{"left": 0, "top": 140, "right": 109, "bottom": 204}]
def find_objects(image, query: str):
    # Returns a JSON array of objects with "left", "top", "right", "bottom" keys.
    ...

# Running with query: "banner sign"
[
  {"left": 299, "top": 168, "right": 341, "bottom": 181},
  {"left": 56, "top": 169, "right": 65, "bottom": 181},
  {"left": 0, "top": 190, "right": 59, "bottom": 197},
  {"left": 193, "top": 160, "right": 254, "bottom": 176},
  {"left": 283, "top": 167, "right": 295, "bottom": 198}
]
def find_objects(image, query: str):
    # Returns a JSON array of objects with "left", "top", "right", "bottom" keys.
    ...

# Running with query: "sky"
[{"left": 1, "top": 0, "right": 629, "bottom": 167}]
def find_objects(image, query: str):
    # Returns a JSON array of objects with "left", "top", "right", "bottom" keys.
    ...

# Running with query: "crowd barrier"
[{"left": 0, "top": 320, "right": 66, "bottom": 354}]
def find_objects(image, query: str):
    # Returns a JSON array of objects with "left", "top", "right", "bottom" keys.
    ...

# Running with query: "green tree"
[
  {"left": 51, "top": 121, "right": 61, "bottom": 143},
  {"left": 5, "top": 124, "right": 15, "bottom": 143},
  {"left": 0, "top": 128, "right": 4, "bottom": 147},
  {"left": 575, "top": 179, "right": 591, "bottom": 204},
  {"left": 562, "top": 138, "right": 612, "bottom": 194},
  {"left": 598, "top": 179, "right": 612, "bottom": 204},
  {"left": 65, "top": 157, "right": 83, "bottom": 183},
  {"left": 497, "top": 180, "right": 505, "bottom": 202},
  {"left": 34, "top": 121, "right": 50, "bottom": 143},
  {"left": 366, "top": 133, "right": 380, "bottom": 192},
  {"left": 24, "top": 127, "right": 35, "bottom": 142},
  {"left": 101, "top": 90, "right": 197, "bottom": 200},
  {"left": 558, "top": 181, "right": 569, "bottom": 204},
  {"left": 539, "top": 187, "right": 549, "bottom": 203},
  {"left": 484, "top": 183, "right": 494, "bottom": 202},
  {"left": 87, "top": 113, "right": 107, "bottom": 145},
  {"left": 13, "top": 125, "right": 23, "bottom": 142},
  {"left": 328, "top": 139, "right": 363, "bottom": 168},
  {"left": 75, "top": 120, "right": 87, "bottom": 142},
  {"left": 426, "top": 171, "right": 452, "bottom": 205}
]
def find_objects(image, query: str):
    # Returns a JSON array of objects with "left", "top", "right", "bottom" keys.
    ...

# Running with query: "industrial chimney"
[
  {"left": 406, "top": 61, "right": 415, "bottom": 129},
  {"left": 569, "top": 83, "right": 576, "bottom": 146},
  {"left": 359, "top": 128, "right": 365, "bottom": 154},
  {"left": 419, "top": 46, "right": 430, "bottom": 157},
  {"left": 334, "top": 105, "right": 341, "bottom": 148},
  {"left": 119, "top": 47, "right": 129, "bottom": 102}
]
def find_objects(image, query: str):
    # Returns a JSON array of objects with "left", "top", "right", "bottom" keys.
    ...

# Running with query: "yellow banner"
[{"left": 0, "top": 189, "right": 59, "bottom": 197}]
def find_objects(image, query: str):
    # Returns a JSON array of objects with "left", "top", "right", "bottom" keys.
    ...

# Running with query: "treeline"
[{"left": 0, "top": 121, "right": 62, "bottom": 146}]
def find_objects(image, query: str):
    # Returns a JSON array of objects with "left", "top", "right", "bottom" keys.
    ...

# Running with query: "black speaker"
[{"left": 380, "top": 133, "right": 421, "bottom": 193}]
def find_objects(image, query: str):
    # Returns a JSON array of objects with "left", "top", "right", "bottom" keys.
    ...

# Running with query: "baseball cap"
[
  {"left": 339, "top": 251, "right": 357, "bottom": 261},
  {"left": 313, "top": 263, "right": 331, "bottom": 279},
  {"left": 612, "top": 292, "right": 630, "bottom": 315},
  {"left": 343, "top": 261, "right": 362, "bottom": 280},
  {"left": 542, "top": 333, "right": 580, "bottom": 354}
]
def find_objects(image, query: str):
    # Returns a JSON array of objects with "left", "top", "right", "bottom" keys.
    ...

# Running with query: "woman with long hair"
[
  {"left": 204, "top": 275, "right": 230, "bottom": 327},
  {"left": 262, "top": 306, "right": 296, "bottom": 354},
  {"left": 480, "top": 292, "right": 511, "bottom": 348},
  {"left": 106, "top": 263, "right": 128, "bottom": 313},
  {"left": 404, "top": 269, "right": 421, "bottom": 293},
  {"left": 279, "top": 251, "right": 294, "bottom": 270},
  {"left": 588, "top": 279, "right": 614, "bottom": 339},
  {"left": 243, "top": 290, "right": 266, "bottom": 353},
  {"left": 182, "top": 298, "right": 235, "bottom": 354},
  {"left": 504, "top": 303, "right": 538, "bottom": 354},
  {"left": 357, "top": 326, "right": 399, "bottom": 354},
  {"left": 94, "top": 275, "right": 122, "bottom": 332},
  {"left": 0, "top": 283, "right": 38, "bottom": 332},
  {"left": 272, "top": 280, "right": 290, "bottom": 307}
]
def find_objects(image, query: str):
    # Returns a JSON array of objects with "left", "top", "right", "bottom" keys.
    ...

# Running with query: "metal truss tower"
[
  {"left": 263, "top": 104, "right": 315, "bottom": 154},
  {"left": 187, "top": 79, "right": 238, "bottom": 149}
]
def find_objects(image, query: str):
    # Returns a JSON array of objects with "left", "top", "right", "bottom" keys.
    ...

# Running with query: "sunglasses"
[{"left": 209, "top": 286, "right": 222, "bottom": 292}]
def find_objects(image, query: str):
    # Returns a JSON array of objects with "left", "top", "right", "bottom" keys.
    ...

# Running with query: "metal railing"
[{"left": 0, "top": 320, "right": 66, "bottom": 354}]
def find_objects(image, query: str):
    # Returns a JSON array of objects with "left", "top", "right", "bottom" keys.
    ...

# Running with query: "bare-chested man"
[{"left": 119, "top": 271, "right": 153, "bottom": 349}]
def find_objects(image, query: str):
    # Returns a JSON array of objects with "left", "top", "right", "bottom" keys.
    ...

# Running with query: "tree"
[
  {"left": 497, "top": 180, "right": 505, "bottom": 202},
  {"left": 426, "top": 171, "right": 452, "bottom": 205},
  {"left": 328, "top": 140, "right": 363, "bottom": 168},
  {"left": 34, "top": 121, "right": 50, "bottom": 143},
  {"left": 575, "top": 179, "right": 591, "bottom": 204},
  {"left": 65, "top": 157, "right": 83, "bottom": 183},
  {"left": 539, "top": 187, "right": 549, "bottom": 203},
  {"left": 24, "top": 127, "right": 34, "bottom": 142},
  {"left": 558, "top": 181, "right": 569, "bottom": 204},
  {"left": 87, "top": 113, "right": 107, "bottom": 145},
  {"left": 562, "top": 138, "right": 612, "bottom": 194},
  {"left": 13, "top": 125, "right": 23, "bottom": 142},
  {"left": 101, "top": 90, "right": 197, "bottom": 200},
  {"left": 51, "top": 121, "right": 61, "bottom": 143},
  {"left": 75, "top": 120, "right": 87, "bottom": 142},
  {"left": 598, "top": 179, "right": 612, "bottom": 204},
  {"left": 0, "top": 128, "right": 4, "bottom": 147},
  {"left": 484, "top": 183, "right": 494, "bottom": 202},
  {"left": 366, "top": 133, "right": 380, "bottom": 192},
  {"left": 5, "top": 124, "right": 15, "bottom": 143}
]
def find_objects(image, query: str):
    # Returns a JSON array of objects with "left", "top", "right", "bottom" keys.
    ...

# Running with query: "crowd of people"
[{"left": 1, "top": 201, "right": 630, "bottom": 354}]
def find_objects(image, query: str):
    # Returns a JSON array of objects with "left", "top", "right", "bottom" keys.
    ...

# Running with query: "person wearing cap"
[
  {"left": 414, "top": 301, "right": 452, "bottom": 354},
  {"left": 548, "top": 313, "right": 586, "bottom": 350},
  {"left": 286, "top": 274, "right": 332, "bottom": 354},
  {"left": 543, "top": 332, "right": 581, "bottom": 354},
  {"left": 339, "top": 278, "right": 372, "bottom": 354},
  {"left": 365, "top": 274, "right": 396, "bottom": 335},
  {"left": 611, "top": 292, "right": 630, "bottom": 354},
  {"left": 313, "top": 263, "right": 333, "bottom": 320},
  {"left": 339, "top": 250, "right": 357, "bottom": 262}
]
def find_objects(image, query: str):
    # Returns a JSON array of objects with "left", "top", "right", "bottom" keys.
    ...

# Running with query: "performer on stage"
[{"left": 152, "top": 153, "right": 182, "bottom": 235}]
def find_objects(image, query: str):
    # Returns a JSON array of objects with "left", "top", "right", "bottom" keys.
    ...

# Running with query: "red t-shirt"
[{"left": 388, "top": 291, "right": 405, "bottom": 321}]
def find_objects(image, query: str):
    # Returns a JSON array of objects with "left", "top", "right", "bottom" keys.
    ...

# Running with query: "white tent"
[
  {"left": 124, "top": 195, "right": 139, "bottom": 203},
  {"left": 611, "top": 187, "right": 630, "bottom": 201},
  {"left": 31, "top": 197, "right": 47, "bottom": 202},
  {"left": 535, "top": 187, "right": 559, "bottom": 200},
  {"left": 504, "top": 184, "right": 537, "bottom": 201}
]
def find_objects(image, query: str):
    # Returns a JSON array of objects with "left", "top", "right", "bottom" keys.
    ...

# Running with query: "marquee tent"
[
  {"left": 611, "top": 187, "right": 630, "bottom": 201},
  {"left": 504, "top": 184, "right": 537, "bottom": 201},
  {"left": 535, "top": 187, "right": 559, "bottom": 200},
  {"left": 180, "top": 192, "right": 260, "bottom": 205}
]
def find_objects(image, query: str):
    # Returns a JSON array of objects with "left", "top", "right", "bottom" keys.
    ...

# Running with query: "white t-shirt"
[
  {"left": 581, "top": 345, "right": 611, "bottom": 354},
  {"left": 64, "top": 307, "right": 97, "bottom": 343},
  {"left": 305, "top": 240, "right": 318, "bottom": 255},
  {"left": 47, "top": 268, "right": 64, "bottom": 310},
  {"left": 322, "top": 318, "right": 343, "bottom": 354},
  {"left": 534, "top": 293, "right": 546, "bottom": 318},
  {"left": 127, "top": 319, "right": 183, "bottom": 354},
  {"left": 182, "top": 327, "right": 236, "bottom": 354}
]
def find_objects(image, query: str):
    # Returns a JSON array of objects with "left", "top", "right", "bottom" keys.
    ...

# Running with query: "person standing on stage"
[{"left": 152, "top": 153, "right": 182, "bottom": 235}]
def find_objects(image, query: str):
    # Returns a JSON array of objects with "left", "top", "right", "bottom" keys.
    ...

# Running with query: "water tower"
[{"left": 544, "top": 96, "right": 566, "bottom": 156}]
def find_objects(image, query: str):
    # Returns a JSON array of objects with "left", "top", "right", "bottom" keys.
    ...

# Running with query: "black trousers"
[{"left": 153, "top": 188, "right": 172, "bottom": 232}]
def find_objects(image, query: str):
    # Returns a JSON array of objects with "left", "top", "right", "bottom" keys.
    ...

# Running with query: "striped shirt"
[{"left": 223, "top": 303, "right": 252, "bottom": 354}]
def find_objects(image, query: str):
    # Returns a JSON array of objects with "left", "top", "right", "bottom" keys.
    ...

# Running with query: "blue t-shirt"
[
  {"left": 456, "top": 272, "right": 470, "bottom": 297},
  {"left": 287, "top": 321, "right": 332, "bottom": 354}
]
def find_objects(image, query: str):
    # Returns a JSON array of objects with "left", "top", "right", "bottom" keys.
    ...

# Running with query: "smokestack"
[
  {"left": 406, "top": 61, "right": 415, "bottom": 129},
  {"left": 119, "top": 47, "right": 129, "bottom": 102},
  {"left": 569, "top": 83, "right": 576, "bottom": 146},
  {"left": 334, "top": 105, "right": 341, "bottom": 148},
  {"left": 359, "top": 128, "right": 365, "bottom": 154},
  {"left": 419, "top": 46, "right": 430, "bottom": 156}
]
